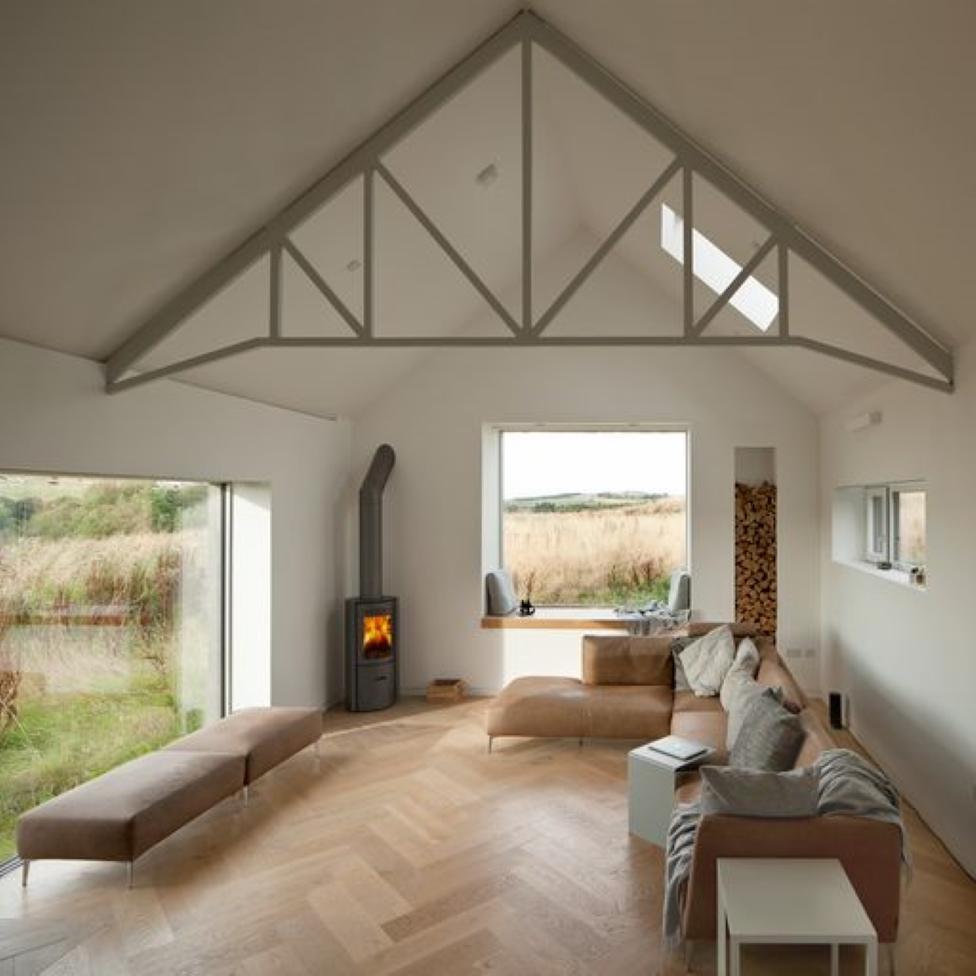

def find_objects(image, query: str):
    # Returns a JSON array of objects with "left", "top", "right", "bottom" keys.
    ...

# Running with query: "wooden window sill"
[{"left": 480, "top": 607, "right": 632, "bottom": 630}]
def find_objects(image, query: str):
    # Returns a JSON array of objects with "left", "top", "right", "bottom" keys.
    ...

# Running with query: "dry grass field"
[{"left": 503, "top": 496, "right": 686, "bottom": 605}]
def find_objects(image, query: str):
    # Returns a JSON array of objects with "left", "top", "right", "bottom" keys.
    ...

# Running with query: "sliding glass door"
[{"left": 0, "top": 474, "right": 224, "bottom": 862}]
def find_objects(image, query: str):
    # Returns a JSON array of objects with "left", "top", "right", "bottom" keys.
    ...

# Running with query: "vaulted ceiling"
[{"left": 1, "top": 0, "right": 973, "bottom": 416}]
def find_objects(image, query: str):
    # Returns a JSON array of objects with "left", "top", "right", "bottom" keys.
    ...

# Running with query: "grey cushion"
[
  {"left": 729, "top": 688, "right": 805, "bottom": 771},
  {"left": 485, "top": 570, "right": 518, "bottom": 615},
  {"left": 722, "top": 674, "right": 784, "bottom": 750},
  {"left": 671, "top": 638, "right": 692, "bottom": 691},
  {"left": 699, "top": 765, "right": 819, "bottom": 818},
  {"left": 667, "top": 570, "right": 691, "bottom": 613}
]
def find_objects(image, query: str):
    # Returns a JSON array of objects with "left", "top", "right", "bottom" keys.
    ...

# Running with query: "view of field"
[
  {"left": 0, "top": 477, "right": 220, "bottom": 861},
  {"left": 895, "top": 490, "right": 926, "bottom": 566},
  {"left": 503, "top": 492, "right": 686, "bottom": 606}
]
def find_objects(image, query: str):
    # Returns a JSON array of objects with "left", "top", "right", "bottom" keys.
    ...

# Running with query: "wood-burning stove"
[
  {"left": 345, "top": 596, "right": 398, "bottom": 711},
  {"left": 346, "top": 444, "right": 398, "bottom": 711}
]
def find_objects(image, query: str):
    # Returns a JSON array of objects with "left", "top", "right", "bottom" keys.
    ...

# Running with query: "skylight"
[{"left": 660, "top": 204, "right": 778, "bottom": 332}]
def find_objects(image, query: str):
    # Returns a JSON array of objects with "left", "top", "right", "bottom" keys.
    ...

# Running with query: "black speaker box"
[{"left": 828, "top": 691, "right": 846, "bottom": 729}]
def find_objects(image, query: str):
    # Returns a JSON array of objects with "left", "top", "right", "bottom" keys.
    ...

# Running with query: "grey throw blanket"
[
  {"left": 662, "top": 801, "right": 701, "bottom": 948},
  {"left": 815, "top": 747, "right": 912, "bottom": 874},
  {"left": 661, "top": 747, "right": 909, "bottom": 946}
]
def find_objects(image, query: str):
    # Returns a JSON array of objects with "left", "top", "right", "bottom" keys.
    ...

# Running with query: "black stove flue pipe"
[{"left": 359, "top": 444, "right": 395, "bottom": 598}]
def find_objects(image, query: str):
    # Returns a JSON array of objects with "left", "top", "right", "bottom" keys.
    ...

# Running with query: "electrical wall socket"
[{"left": 785, "top": 648, "right": 816, "bottom": 659}]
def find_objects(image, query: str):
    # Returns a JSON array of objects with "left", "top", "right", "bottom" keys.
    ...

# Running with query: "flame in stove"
[{"left": 362, "top": 613, "right": 393, "bottom": 658}]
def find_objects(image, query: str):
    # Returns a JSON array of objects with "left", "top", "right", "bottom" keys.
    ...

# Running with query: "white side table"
[
  {"left": 627, "top": 741, "right": 713, "bottom": 847},
  {"left": 717, "top": 858, "right": 878, "bottom": 976}
]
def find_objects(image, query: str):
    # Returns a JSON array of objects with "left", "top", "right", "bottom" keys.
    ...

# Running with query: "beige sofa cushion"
[
  {"left": 582, "top": 685, "right": 672, "bottom": 739},
  {"left": 672, "top": 690, "right": 724, "bottom": 714},
  {"left": 794, "top": 708, "right": 836, "bottom": 768},
  {"left": 581, "top": 635, "right": 673, "bottom": 686},
  {"left": 16, "top": 751, "right": 244, "bottom": 862},
  {"left": 166, "top": 706, "right": 322, "bottom": 783},
  {"left": 671, "top": 709, "right": 729, "bottom": 763},
  {"left": 486, "top": 676, "right": 587, "bottom": 738}
]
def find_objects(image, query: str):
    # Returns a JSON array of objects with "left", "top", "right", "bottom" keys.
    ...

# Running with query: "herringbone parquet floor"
[{"left": 1, "top": 698, "right": 974, "bottom": 975}]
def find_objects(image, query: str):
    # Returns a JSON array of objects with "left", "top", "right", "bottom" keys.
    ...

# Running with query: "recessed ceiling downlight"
[{"left": 475, "top": 163, "right": 499, "bottom": 187}]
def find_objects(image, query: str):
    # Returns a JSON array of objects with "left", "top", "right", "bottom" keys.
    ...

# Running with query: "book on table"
[{"left": 646, "top": 735, "right": 708, "bottom": 762}]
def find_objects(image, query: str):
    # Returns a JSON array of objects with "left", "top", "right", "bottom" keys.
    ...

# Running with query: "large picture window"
[
  {"left": 501, "top": 430, "right": 688, "bottom": 607},
  {"left": 0, "top": 474, "right": 224, "bottom": 863}
]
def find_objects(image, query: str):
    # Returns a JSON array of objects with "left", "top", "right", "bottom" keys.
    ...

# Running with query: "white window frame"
[
  {"left": 861, "top": 481, "right": 927, "bottom": 572},
  {"left": 864, "top": 485, "right": 889, "bottom": 563},
  {"left": 487, "top": 424, "right": 691, "bottom": 608},
  {"left": 889, "top": 481, "right": 926, "bottom": 572}
]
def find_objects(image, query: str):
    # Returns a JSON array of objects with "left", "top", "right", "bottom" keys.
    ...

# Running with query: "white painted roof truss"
[{"left": 104, "top": 12, "right": 953, "bottom": 395}]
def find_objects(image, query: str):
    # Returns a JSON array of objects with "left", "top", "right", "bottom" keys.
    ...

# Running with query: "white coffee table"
[
  {"left": 717, "top": 858, "right": 878, "bottom": 976},
  {"left": 627, "top": 741, "right": 713, "bottom": 847}
]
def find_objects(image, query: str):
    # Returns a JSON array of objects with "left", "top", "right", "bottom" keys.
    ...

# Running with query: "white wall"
[
  {"left": 0, "top": 338, "right": 350, "bottom": 709},
  {"left": 347, "top": 238, "right": 821, "bottom": 696},
  {"left": 230, "top": 483, "right": 272, "bottom": 709},
  {"left": 820, "top": 339, "right": 976, "bottom": 877}
]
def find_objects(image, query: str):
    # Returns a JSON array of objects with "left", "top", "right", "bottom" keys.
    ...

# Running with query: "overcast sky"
[{"left": 502, "top": 431, "right": 686, "bottom": 499}]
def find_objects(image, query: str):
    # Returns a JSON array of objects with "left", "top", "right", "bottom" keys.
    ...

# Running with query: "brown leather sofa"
[{"left": 486, "top": 622, "right": 902, "bottom": 946}]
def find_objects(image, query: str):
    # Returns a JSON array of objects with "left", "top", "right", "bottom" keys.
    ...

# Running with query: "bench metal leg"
[
  {"left": 242, "top": 784, "right": 249, "bottom": 807},
  {"left": 487, "top": 736, "right": 493, "bottom": 754},
  {"left": 21, "top": 859, "right": 29, "bottom": 888},
  {"left": 578, "top": 737, "right": 583, "bottom": 748},
  {"left": 683, "top": 938, "right": 694, "bottom": 972},
  {"left": 127, "top": 861, "right": 134, "bottom": 889}
]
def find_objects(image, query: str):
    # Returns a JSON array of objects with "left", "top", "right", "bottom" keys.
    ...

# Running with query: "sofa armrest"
[{"left": 682, "top": 813, "right": 902, "bottom": 942}]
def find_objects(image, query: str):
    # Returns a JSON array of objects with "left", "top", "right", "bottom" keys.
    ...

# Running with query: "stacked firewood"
[{"left": 735, "top": 481, "right": 777, "bottom": 636}]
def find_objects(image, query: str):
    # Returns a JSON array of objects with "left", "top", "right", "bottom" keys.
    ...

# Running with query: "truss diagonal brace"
[
  {"left": 282, "top": 239, "right": 363, "bottom": 336},
  {"left": 690, "top": 235, "right": 777, "bottom": 337},
  {"left": 374, "top": 163, "right": 521, "bottom": 337},
  {"left": 533, "top": 157, "right": 681, "bottom": 336}
]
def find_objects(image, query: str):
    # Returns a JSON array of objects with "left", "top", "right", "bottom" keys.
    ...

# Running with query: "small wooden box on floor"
[{"left": 426, "top": 679, "right": 466, "bottom": 703}]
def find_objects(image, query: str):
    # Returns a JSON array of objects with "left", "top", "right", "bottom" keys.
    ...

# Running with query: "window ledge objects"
[{"left": 834, "top": 558, "right": 927, "bottom": 592}]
